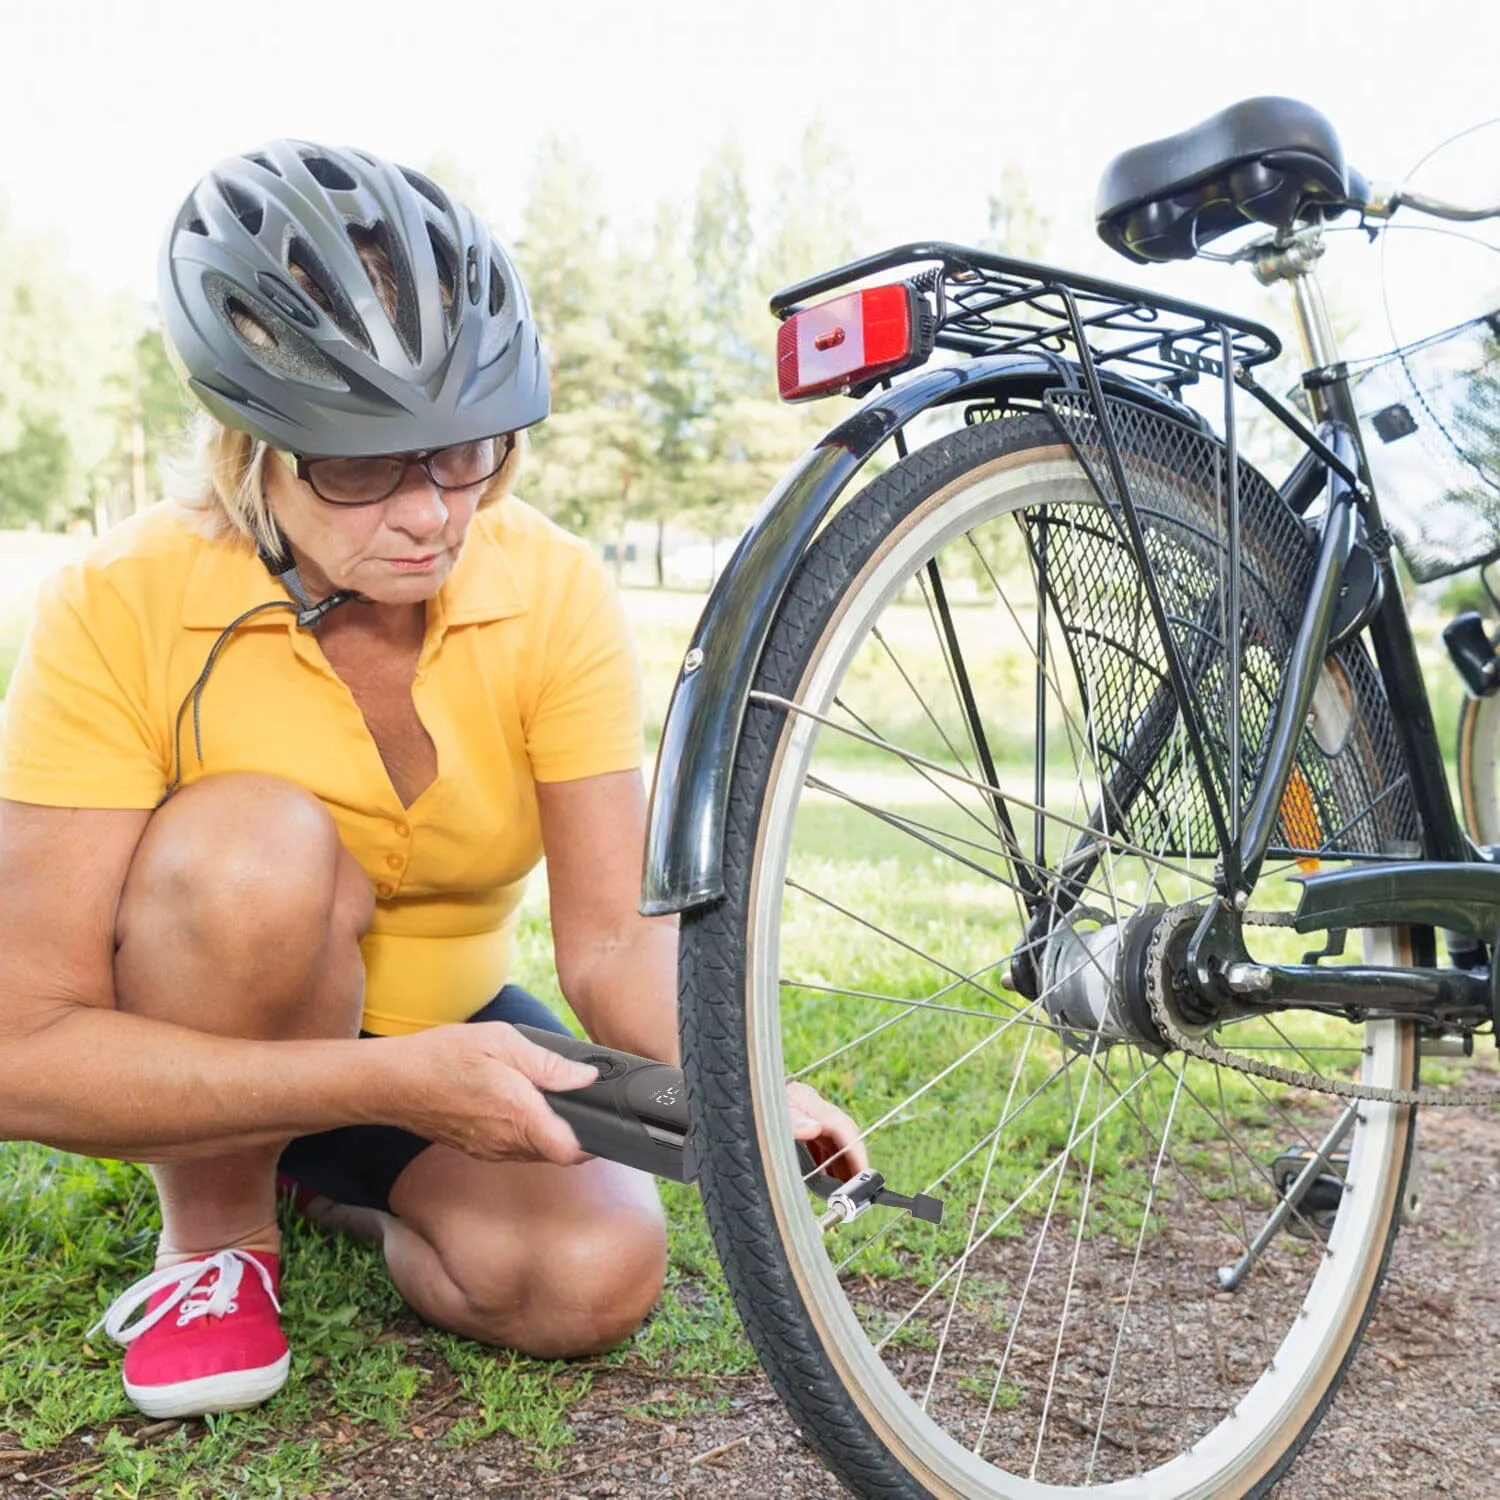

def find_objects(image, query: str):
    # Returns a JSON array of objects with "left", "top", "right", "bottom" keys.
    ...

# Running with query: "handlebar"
[{"left": 1361, "top": 181, "right": 1500, "bottom": 223}]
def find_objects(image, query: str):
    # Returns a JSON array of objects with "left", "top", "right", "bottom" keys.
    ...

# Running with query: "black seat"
[{"left": 1096, "top": 97, "right": 1361, "bottom": 264}]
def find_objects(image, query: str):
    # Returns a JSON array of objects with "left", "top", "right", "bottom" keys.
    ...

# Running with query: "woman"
[{"left": 0, "top": 141, "right": 861, "bottom": 1421}]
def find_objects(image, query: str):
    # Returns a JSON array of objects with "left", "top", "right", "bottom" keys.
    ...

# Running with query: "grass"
[
  {"left": 0, "top": 545, "right": 1491, "bottom": 1494},
  {"left": 0, "top": 579, "right": 746, "bottom": 1495},
  {"left": 0, "top": 1098, "right": 754, "bottom": 1496}
]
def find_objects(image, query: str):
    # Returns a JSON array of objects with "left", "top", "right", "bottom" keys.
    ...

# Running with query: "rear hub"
[{"left": 1038, "top": 905, "right": 1174, "bottom": 1054}]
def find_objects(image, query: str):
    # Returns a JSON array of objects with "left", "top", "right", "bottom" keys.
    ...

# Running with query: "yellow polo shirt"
[{"left": 0, "top": 498, "right": 643, "bottom": 1036}]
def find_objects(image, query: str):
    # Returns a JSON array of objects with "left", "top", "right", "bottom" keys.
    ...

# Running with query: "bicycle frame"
[
  {"left": 641, "top": 236, "right": 1500, "bottom": 1033},
  {"left": 1278, "top": 256, "right": 1470, "bottom": 870},
  {"left": 1239, "top": 249, "right": 1481, "bottom": 986}
]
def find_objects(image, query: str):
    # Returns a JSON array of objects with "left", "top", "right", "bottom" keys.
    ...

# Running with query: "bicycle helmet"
[{"left": 159, "top": 141, "right": 549, "bottom": 456}]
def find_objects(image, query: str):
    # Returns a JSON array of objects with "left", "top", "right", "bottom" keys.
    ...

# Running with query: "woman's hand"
[
  {"left": 396, "top": 1021, "right": 870, "bottom": 1184},
  {"left": 394, "top": 1021, "right": 601, "bottom": 1165},
  {"left": 786, "top": 1079, "right": 869, "bottom": 1184}
]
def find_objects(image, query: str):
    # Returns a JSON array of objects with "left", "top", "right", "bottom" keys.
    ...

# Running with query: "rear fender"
[{"left": 640, "top": 353, "right": 1190, "bottom": 915}]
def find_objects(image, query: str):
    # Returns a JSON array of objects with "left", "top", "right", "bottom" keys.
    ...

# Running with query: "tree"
[
  {"left": 0, "top": 209, "right": 140, "bottom": 529},
  {"left": 620, "top": 200, "right": 704, "bottom": 581},
  {"left": 511, "top": 136, "right": 642, "bottom": 539},
  {"left": 133, "top": 326, "right": 196, "bottom": 494},
  {"left": 0, "top": 415, "right": 69, "bottom": 528},
  {"left": 978, "top": 164, "right": 1051, "bottom": 260},
  {"left": 680, "top": 123, "right": 874, "bottom": 546},
  {"left": 692, "top": 138, "right": 756, "bottom": 361},
  {"left": 756, "top": 120, "right": 863, "bottom": 296}
]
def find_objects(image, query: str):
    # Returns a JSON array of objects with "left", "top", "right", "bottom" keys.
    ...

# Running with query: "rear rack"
[{"left": 769, "top": 242, "right": 1281, "bottom": 393}]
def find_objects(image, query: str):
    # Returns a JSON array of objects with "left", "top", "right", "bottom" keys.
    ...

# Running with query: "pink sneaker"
[{"left": 92, "top": 1249, "right": 289, "bottom": 1418}]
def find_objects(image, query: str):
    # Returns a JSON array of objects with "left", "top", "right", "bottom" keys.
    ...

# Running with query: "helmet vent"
[
  {"left": 206, "top": 272, "right": 347, "bottom": 389},
  {"left": 466, "top": 245, "right": 482, "bottom": 305},
  {"left": 301, "top": 153, "right": 358, "bottom": 192},
  {"left": 426, "top": 224, "right": 460, "bottom": 329},
  {"left": 217, "top": 179, "right": 264, "bottom": 237},
  {"left": 286, "top": 237, "right": 373, "bottom": 353},
  {"left": 401, "top": 168, "right": 451, "bottom": 215},
  {"left": 225, "top": 295, "right": 277, "bottom": 350},
  {"left": 243, "top": 152, "right": 283, "bottom": 178},
  {"left": 285, "top": 241, "right": 334, "bottom": 315},
  {"left": 348, "top": 221, "right": 421, "bottom": 365},
  {"left": 185, "top": 215, "right": 209, "bottom": 236},
  {"left": 488, "top": 259, "right": 506, "bottom": 318}
]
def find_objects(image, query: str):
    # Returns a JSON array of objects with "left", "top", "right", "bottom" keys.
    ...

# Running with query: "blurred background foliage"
[{"left": 0, "top": 124, "right": 1045, "bottom": 565}]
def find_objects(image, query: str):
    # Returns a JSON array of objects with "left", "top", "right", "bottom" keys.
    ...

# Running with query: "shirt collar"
[
  {"left": 181, "top": 510, "right": 528, "bottom": 630},
  {"left": 433, "top": 509, "right": 528, "bottom": 627},
  {"left": 181, "top": 536, "right": 292, "bottom": 630}
]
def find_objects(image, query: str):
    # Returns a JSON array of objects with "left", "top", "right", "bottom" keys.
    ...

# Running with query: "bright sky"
[{"left": 3, "top": 0, "right": 1498, "bottom": 349}]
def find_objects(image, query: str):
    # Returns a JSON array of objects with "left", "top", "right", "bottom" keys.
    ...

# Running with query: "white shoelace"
[{"left": 90, "top": 1249, "right": 280, "bottom": 1345}]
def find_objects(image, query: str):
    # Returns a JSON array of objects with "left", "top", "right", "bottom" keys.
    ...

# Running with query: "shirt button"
[
  {"left": 393, "top": 821, "right": 411, "bottom": 839},
  {"left": 386, "top": 853, "right": 405, "bottom": 870},
  {"left": 376, "top": 881, "right": 394, "bottom": 898}
]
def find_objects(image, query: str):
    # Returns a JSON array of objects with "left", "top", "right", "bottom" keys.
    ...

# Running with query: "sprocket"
[{"left": 1142, "top": 902, "right": 1495, "bottom": 1107}]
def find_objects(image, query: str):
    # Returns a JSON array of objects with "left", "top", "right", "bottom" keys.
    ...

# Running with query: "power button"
[{"left": 583, "top": 1052, "right": 627, "bottom": 1081}]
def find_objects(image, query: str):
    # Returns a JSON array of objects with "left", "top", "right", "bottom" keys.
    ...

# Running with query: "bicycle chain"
[{"left": 1143, "top": 904, "right": 1498, "bottom": 1107}]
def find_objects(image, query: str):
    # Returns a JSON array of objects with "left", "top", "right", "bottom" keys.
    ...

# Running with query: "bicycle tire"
[
  {"left": 1457, "top": 689, "right": 1500, "bottom": 844},
  {"left": 680, "top": 412, "right": 1417, "bottom": 1497}
]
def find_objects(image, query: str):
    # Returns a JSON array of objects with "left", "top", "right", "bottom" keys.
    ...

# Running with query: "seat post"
[
  {"left": 1289, "top": 271, "right": 1343, "bottom": 424},
  {"left": 1248, "top": 230, "right": 1340, "bottom": 424},
  {"left": 1248, "top": 231, "right": 1344, "bottom": 426}
]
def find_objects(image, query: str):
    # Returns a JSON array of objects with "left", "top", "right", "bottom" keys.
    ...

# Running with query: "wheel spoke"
[
  {"left": 701, "top": 424, "right": 1416, "bottom": 1493},
  {"left": 782, "top": 969, "right": 1041, "bottom": 1086},
  {"left": 873, "top": 1062, "right": 1164, "bottom": 1355},
  {"left": 754, "top": 688, "right": 1217, "bottom": 888},
  {"left": 922, "top": 1019, "right": 1039, "bottom": 1413},
  {"left": 833, "top": 1050, "right": 1083, "bottom": 1277}
]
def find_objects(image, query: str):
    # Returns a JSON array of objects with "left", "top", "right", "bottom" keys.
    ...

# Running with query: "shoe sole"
[{"left": 124, "top": 1352, "right": 291, "bottom": 1418}]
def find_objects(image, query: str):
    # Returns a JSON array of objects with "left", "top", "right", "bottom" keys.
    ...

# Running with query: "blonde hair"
[{"left": 166, "top": 225, "right": 523, "bottom": 554}]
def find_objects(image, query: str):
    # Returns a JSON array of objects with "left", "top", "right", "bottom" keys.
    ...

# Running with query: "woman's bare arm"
[
  {"left": 0, "top": 799, "right": 595, "bottom": 1162},
  {"left": 538, "top": 770, "right": 869, "bottom": 1176},
  {"left": 537, "top": 770, "right": 680, "bottom": 1063}
]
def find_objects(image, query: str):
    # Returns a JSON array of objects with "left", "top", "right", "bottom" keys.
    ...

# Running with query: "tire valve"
[{"left": 816, "top": 1169, "right": 944, "bottom": 1234}]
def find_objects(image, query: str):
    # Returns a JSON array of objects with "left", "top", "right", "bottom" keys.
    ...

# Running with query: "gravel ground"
[
  {"left": 1273, "top": 1101, "right": 1500, "bottom": 1499},
  {"left": 317, "top": 1099, "right": 1500, "bottom": 1500},
  {"left": 7, "top": 1102, "right": 1500, "bottom": 1499}
]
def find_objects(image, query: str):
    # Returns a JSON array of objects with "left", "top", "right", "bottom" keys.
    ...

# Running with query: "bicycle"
[{"left": 638, "top": 97, "right": 1500, "bottom": 1496}]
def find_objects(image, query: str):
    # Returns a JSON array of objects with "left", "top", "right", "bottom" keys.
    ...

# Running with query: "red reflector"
[{"left": 777, "top": 284, "right": 921, "bottom": 402}]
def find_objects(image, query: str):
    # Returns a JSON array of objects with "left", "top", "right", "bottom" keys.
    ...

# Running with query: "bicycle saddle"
[{"left": 1096, "top": 97, "right": 1364, "bottom": 263}]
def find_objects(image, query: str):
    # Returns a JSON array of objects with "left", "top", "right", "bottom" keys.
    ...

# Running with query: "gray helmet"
[{"left": 159, "top": 141, "right": 549, "bottom": 456}]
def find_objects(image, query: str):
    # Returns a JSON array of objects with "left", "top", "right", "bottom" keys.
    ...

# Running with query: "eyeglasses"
[{"left": 286, "top": 432, "right": 515, "bottom": 505}]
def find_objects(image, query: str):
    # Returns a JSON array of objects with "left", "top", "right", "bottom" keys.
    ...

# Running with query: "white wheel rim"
[{"left": 745, "top": 454, "right": 1412, "bottom": 1499}]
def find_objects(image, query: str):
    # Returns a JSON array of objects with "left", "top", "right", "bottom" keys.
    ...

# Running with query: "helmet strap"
[{"left": 257, "top": 528, "right": 360, "bottom": 629}]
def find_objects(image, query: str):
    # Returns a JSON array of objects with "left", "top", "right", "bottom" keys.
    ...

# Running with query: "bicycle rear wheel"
[{"left": 680, "top": 413, "right": 1417, "bottom": 1497}]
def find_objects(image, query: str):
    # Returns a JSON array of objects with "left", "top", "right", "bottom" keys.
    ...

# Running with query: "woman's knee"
[
  {"left": 442, "top": 1200, "right": 669, "bottom": 1356},
  {"left": 119, "top": 775, "right": 349, "bottom": 939},
  {"left": 114, "top": 773, "right": 371, "bottom": 1029}
]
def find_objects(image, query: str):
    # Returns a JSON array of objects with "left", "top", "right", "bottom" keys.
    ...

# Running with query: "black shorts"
[{"left": 276, "top": 984, "right": 571, "bottom": 1214}]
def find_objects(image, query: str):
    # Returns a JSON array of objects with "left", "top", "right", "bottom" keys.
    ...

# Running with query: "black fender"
[
  {"left": 1293, "top": 861, "right": 1495, "bottom": 941},
  {"left": 640, "top": 352, "right": 1195, "bottom": 915}
]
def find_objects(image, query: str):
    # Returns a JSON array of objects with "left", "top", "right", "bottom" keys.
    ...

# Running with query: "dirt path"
[
  {"left": 1273, "top": 1102, "right": 1500, "bottom": 1499},
  {"left": 11, "top": 1103, "right": 1498, "bottom": 1499},
  {"left": 313, "top": 1100, "right": 1500, "bottom": 1500}
]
